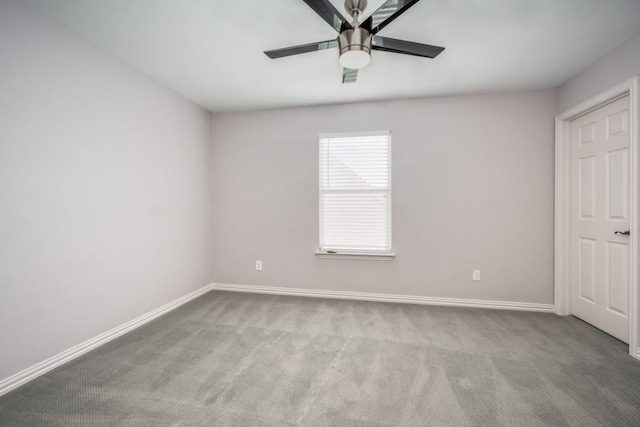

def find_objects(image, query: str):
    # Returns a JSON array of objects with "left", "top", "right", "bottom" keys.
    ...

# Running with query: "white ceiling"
[{"left": 28, "top": 0, "right": 640, "bottom": 112}]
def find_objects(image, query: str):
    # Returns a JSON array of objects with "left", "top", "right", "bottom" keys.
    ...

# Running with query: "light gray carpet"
[{"left": 1, "top": 291, "right": 640, "bottom": 426}]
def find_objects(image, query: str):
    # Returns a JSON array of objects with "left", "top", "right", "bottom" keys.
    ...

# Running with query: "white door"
[{"left": 570, "top": 95, "right": 631, "bottom": 343}]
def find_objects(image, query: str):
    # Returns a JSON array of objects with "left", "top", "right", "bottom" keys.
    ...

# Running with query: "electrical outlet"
[
  {"left": 473, "top": 270, "right": 480, "bottom": 281},
  {"left": 256, "top": 260, "right": 262, "bottom": 271}
]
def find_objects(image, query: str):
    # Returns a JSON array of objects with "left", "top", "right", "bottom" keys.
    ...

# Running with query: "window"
[{"left": 319, "top": 131, "right": 392, "bottom": 256}]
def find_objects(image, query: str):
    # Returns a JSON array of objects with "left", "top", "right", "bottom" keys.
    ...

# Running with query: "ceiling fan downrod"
[{"left": 345, "top": 0, "right": 367, "bottom": 27}]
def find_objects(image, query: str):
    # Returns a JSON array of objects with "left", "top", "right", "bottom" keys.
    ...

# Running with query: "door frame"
[{"left": 555, "top": 76, "right": 639, "bottom": 359}]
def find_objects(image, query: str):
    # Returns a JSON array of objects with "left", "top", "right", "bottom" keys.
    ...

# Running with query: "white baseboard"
[
  {"left": 0, "top": 285, "right": 211, "bottom": 397},
  {"left": 209, "top": 283, "right": 555, "bottom": 313}
]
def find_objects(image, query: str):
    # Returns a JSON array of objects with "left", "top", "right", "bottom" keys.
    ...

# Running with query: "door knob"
[{"left": 614, "top": 230, "right": 631, "bottom": 236}]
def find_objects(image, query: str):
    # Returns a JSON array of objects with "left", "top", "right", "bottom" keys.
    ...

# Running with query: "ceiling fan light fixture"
[
  {"left": 338, "top": 27, "right": 372, "bottom": 69},
  {"left": 339, "top": 50, "right": 370, "bottom": 69}
]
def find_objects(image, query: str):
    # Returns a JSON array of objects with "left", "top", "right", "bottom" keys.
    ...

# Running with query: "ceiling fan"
[{"left": 264, "top": 0, "right": 445, "bottom": 83}]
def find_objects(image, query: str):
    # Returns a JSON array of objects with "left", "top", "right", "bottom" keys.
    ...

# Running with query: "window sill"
[{"left": 315, "top": 251, "right": 395, "bottom": 261}]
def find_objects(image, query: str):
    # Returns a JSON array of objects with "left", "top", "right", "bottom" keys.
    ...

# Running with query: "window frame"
[{"left": 317, "top": 130, "right": 394, "bottom": 259}]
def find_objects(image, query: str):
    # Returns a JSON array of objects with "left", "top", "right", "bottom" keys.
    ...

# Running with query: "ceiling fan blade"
[
  {"left": 302, "top": 0, "right": 352, "bottom": 33},
  {"left": 361, "top": 0, "right": 421, "bottom": 34},
  {"left": 264, "top": 39, "right": 338, "bottom": 59},
  {"left": 342, "top": 68, "right": 358, "bottom": 83},
  {"left": 372, "top": 35, "right": 444, "bottom": 58}
]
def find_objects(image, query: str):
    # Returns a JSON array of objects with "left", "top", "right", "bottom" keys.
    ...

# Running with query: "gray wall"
[
  {"left": 557, "top": 30, "right": 640, "bottom": 112},
  {"left": 211, "top": 90, "right": 556, "bottom": 304},
  {"left": 0, "top": 1, "right": 212, "bottom": 381}
]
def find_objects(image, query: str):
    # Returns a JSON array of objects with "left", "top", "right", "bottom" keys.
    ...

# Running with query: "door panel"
[
  {"left": 570, "top": 95, "right": 630, "bottom": 343},
  {"left": 579, "top": 121, "right": 596, "bottom": 147},
  {"left": 606, "top": 109, "right": 628, "bottom": 138},
  {"left": 606, "top": 241, "right": 628, "bottom": 316},
  {"left": 606, "top": 148, "right": 628, "bottom": 220},
  {"left": 579, "top": 238, "right": 597, "bottom": 303},
  {"left": 579, "top": 156, "right": 596, "bottom": 219}
]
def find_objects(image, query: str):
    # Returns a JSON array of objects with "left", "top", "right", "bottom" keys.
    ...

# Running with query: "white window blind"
[{"left": 319, "top": 132, "right": 391, "bottom": 253}]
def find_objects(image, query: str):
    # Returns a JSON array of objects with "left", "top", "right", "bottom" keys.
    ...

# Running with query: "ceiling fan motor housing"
[{"left": 338, "top": 27, "right": 372, "bottom": 58}]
